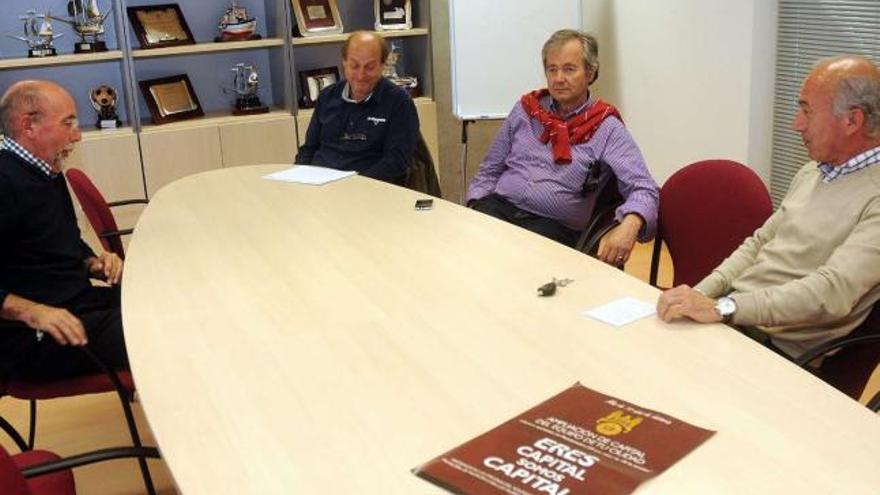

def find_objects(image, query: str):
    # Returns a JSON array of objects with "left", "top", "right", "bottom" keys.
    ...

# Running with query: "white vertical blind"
[{"left": 771, "top": 0, "right": 879, "bottom": 204}]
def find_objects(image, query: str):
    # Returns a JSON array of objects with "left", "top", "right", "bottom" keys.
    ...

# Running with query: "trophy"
[
  {"left": 225, "top": 63, "right": 269, "bottom": 115},
  {"left": 90, "top": 85, "right": 121, "bottom": 129},
  {"left": 383, "top": 40, "right": 419, "bottom": 96},
  {"left": 7, "top": 10, "right": 62, "bottom": 57},
  {"left": 50, "top": 0, "right": 111, "bottom": 53},
  {"left": 215, "top": 1, "right": 261, "bottom": 42}
]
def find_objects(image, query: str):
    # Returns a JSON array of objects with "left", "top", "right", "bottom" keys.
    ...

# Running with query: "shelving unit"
[
  {"left": 0, "top": 51, "right": 124, "bottom": 69},
  {"left": 130, "top": 38, "right": 285, "bottom": 59},
  {"left": 0, "top": 0, "right": 438, "bottom": 216},
  {"left": 291, "top": 27, "right": 430, "bottom": 46}
]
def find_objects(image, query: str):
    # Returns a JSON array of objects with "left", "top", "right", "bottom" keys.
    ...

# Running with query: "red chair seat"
[
  {"left": 7, "top": 371, "right": 134, "bottom": 401},
  {"left": 2, "top": 448, "right": 75, "bottom": 495}
]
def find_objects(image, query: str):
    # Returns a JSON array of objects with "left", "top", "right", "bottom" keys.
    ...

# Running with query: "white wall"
[{"left": 583, "top": 0, "right": 778, "bottom": 184}]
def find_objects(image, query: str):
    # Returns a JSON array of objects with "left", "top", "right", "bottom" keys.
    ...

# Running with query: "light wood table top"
[{"left": 123, "top": 165, "right": 880, "bottom": 494}]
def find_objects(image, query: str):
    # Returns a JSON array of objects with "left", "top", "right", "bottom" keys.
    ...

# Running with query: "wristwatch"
[{"left": 715, "top": 296, "right": 737, "bottom": 323}]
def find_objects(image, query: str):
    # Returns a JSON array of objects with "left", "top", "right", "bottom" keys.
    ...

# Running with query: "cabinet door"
[
  {"left": 219, "top": 115, "right": 297, "bottom": 167},
  {"left": 141, "top": 126, "right": 222, "bottom": 197},
  {"left": 65, "top": 130, "right": 145, "bottom": 248},
  {"left": 66, "top": 130, "right": 145, "bottom": 201}
]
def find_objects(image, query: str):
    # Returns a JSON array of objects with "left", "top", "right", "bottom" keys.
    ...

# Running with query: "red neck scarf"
[{"left": 520, "top": 89, "right": 622, "bottom": 164}]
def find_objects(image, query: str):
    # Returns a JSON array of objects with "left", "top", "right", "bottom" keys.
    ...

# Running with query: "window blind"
[{"left": 770, "top": 0, "right": 879, "bottom": 204}]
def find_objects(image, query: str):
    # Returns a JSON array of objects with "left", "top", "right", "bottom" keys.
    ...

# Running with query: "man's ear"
[
  {"left": 844, "top": 107, "right": 866, "bottom": 136},
  {"left": 19, "top": 113, "right": 37, "bottom": 137},
  {"left": 590, "top": 67, "right": 600, "bottom": 85}
]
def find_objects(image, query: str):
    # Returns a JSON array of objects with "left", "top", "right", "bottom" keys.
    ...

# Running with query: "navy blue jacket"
[{"left": 295, "top": 78, "right": 419, "bottom": 182}]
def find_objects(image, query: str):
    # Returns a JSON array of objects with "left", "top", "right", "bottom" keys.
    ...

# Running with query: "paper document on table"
[
  {"left": 584, "top": 297, "right": 656, "bottom": 327},
  {"left": 262, "top": 165, "right": 356, "bottom": 185}
]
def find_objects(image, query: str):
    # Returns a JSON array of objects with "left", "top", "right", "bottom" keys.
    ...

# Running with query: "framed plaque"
[
  {"left": 291, "top": 0, "right": 343, "bottom": 37},
  {"left": 374, "top": 0, "right": 412, "bottom": 31},
  {"left": 138, "top": 74, "right": 204, "bottom": 125},
  {"left": 298, "top": 67, "right": 340, "bottom": 108},
  {"left": 127, "top": 4, "right": 195, "bottom": 49}
]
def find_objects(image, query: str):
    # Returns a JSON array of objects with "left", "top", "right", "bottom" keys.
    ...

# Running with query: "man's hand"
[
  {"left": 657, "top": 285, "right": 722, "bottom": 323},
  {"left": 87, "top": 252, "right": 124, "bottom": 284},
  {"left": 1, "top": 294, "right": 87, "bottom": 346},
  {"left": 597, "top": 214, "right": 643, "bottom": 266}
]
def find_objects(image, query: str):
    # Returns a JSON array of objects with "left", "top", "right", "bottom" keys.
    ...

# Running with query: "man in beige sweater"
[{"left": 657, "top": 55, "right": 880, "bottom": 359}]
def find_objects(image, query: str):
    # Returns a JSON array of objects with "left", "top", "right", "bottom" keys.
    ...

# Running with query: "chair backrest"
[
  {"left": 575, "top": 170, "right": 624, "bottom": 255},
  {"left": 0, "top": 446, "right": 32, "bottom": 495},
  {"left": 404, "top": 133, "right": 442, "bottom": 197},
  {"left": 650, "top": 159, "right": 772, "bottom": 287},
  {"left": 65, "top": 168, "right": 125, "bottom": 259}
]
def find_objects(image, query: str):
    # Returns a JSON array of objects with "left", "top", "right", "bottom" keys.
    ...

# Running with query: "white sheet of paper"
[
  {"left": 583, "top": 297, "right": 656, "bottom": 327},
  {"left": 262, "top": 165, "right": 356, "bottom": 185}
]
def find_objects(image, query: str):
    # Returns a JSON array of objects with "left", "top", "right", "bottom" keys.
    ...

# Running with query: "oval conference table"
[{"left": 123, "top": 165, "right": 880, "bottom": 494}]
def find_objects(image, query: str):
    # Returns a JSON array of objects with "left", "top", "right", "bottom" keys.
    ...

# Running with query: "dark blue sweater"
[
  {"left": 0, "top": 150, "right": 94, "bottom": 309},
  {"left": 295, "top": 77, "right": 419, "bottom": 182}
]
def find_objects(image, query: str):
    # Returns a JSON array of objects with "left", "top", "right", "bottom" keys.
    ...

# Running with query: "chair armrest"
[
  {"left": 107, "top": 199, "right": 148, "bottom": 208},
  {"left": 98, "top": 228, "right": 134, "bottom": 239},
  {"left": 795, "top": 334, "right": 880, "bottom": 367},
  {"left": 575, "top": 200, "right": 624, "bottom": 254},
  {"left": 866, "top": 390, "right": 880, "bottom": 413},
  {"left": 21, "top": 446, "right": 160, "bottom": 478}
]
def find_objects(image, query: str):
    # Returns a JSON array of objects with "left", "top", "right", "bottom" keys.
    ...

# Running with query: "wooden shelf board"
[
  {"left": 139, "top": 108, "right": 293, "bottom": 134},
  {"left": 132, "top": 38, "right": 286, "bottom": 59},
  {"left": 81, "top": 126, "right": 136, "bottom": 141},
  {"left": 0, "top": 50, "right": 123, "bottom": 70},
  {"left": 292, "top": 28, "right": 429, "bottom": 46}
]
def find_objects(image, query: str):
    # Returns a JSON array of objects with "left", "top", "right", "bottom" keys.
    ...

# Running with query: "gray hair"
[
  {"left": 542, "top": 29, "right": 599, "bottom": 81},
  {"left": 833, "top": 75, "right": 880, "bottom": 137},
  {"left": 0, "top": 81, "right": 48, "bottom": 137},
  {"left": 815, "top": 55, "right": 880, "bottom": 137}
]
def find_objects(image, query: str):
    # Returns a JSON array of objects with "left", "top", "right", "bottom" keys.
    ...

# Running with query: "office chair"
[
  {"left": 649, "top": 159, "right": 772, "bottom": 287},
  {"left": 404, "top": 133, "right": 442, "bottom": 197},
  {"left": 793, "top": 302, "right": 880, "bottom": 409},
  {"left": 867, "top": 390, "right": 880, "bottom": 413},
  {"left": 0, "top": 348, "right": 158, "bottom": 494},
  {"left": 0, "top": 443, "right": 160, "bottom": 495},
  {"left": 574, "top": 164, "right": 624, "bottom": 257},
  {"left": 65, "top": 168, "right": 148, "bottom": 260}
]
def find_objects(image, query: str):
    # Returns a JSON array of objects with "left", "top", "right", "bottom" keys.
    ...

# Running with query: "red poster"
[{"left": 414, "top": 384, "right": 715, "bottom": 495}]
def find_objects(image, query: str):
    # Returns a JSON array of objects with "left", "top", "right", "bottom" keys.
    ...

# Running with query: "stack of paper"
[{"left": 263, "top": 165, "right": 356, "bottom": 185}]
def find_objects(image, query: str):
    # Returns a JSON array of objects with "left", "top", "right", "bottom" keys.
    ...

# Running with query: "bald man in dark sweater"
[{"left": 0, "top": 80, "right": 128, "bottom": 382}]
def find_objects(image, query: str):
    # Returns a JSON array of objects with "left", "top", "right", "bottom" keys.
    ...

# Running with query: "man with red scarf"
[{"left": 467, "top": 30, "right": 658, "bottom": 266}]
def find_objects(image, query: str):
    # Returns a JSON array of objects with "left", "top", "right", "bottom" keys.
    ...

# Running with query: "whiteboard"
[{"left": 449, "top": 1, "right": 583, "bottom": 120}]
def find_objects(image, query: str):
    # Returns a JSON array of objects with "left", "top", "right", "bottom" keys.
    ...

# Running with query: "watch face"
[{"left": 717, "top": 297, "right": 736, "bottom": 316}]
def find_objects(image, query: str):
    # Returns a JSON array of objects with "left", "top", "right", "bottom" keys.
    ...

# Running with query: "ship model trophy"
[
  {"left": 51, "top": 0, "right": 112, "bottom": 53},
  {"left": 215, "top": 1, "right": 261, "bottom": 42},
  {"left": 8, "top": 10, "right": 62, "bottom": 57},
  {"left": 225, "top": 63, "right": 269, "bottom": 115},
  {"left": 383, "top": 40, "right": 419, "bottom": 97}
]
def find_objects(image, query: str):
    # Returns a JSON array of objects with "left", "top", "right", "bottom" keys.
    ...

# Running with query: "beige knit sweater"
[{"left": 695, "top": 161, "right": 880, "bottom": 358}]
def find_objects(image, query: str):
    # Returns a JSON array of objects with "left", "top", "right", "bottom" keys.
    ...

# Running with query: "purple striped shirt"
[{"left": 467, "top": 95, "right": 658, "bottom": 238}]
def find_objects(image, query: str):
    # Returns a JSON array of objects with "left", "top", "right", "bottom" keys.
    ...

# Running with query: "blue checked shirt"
[{"left": 818, "top": 145, "right": 880, "bottom": 183}]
